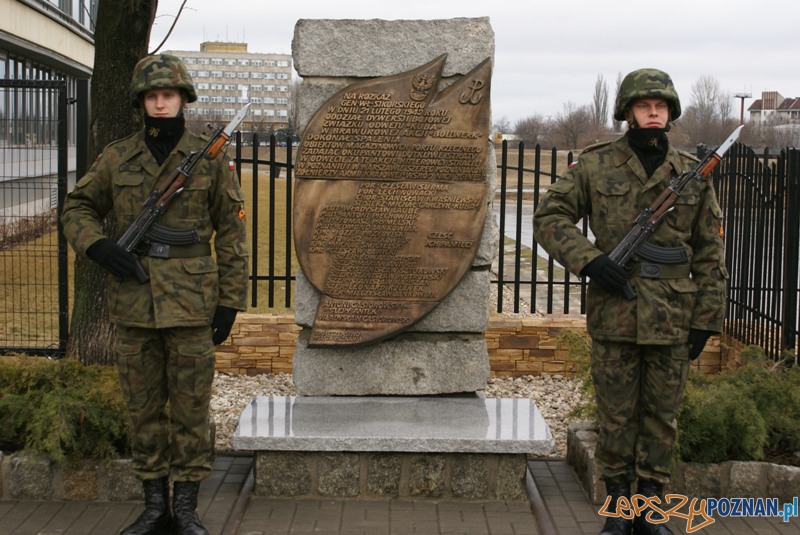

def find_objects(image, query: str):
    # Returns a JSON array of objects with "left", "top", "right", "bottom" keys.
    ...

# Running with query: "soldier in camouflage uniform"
[
  {"left": 533, "top": 69, "right": 726, "bottom": 535},
  {"left": 61, "top": 54, "right": 248, "bottom": 535}
]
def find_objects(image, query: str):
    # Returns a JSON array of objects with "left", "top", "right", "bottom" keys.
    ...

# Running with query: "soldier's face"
[
  {"left": 142, "top": 88, "right": 184, "bottom": 118},
  {"left": 627, "top": 98, "right": 669, "bottom": 129}
]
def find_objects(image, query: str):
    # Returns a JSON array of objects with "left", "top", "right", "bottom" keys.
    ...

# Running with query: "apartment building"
[{"left": 165, "top": 42, "right": 293, "bottom": 137}]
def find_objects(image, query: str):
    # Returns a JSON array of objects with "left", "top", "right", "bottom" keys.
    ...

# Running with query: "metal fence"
[{"left": 0, "top": 79, "right": 71, "bottom": 356}]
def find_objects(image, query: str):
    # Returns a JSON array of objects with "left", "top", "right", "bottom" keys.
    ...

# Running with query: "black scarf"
[
  {"left": 626, "top": 128, "right": 668, "bottom": 178},
  {"left": 144, "top": 114, "right": 185, "bottom": 166}
]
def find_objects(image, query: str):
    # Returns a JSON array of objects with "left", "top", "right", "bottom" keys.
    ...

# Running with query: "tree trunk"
[{"left": 67, "top": 0, "right": 157, "bottom": 364}]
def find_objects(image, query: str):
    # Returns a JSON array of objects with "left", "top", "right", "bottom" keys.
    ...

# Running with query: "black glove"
[
  {"left": 85, "top": 238, "right": 138, "bottom": 278},
  {"left": 211, "top": 306, "right": 238, "bottom": 345},
  {"left": 581, "top": 255, "right": 629, "bottom": 293},
  {"left": 687, "top": 329, "right": 714, "bottom": 360}
]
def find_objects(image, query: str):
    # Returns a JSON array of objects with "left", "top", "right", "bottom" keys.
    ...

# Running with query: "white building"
[{"left": 166, "top": 42, "right": 293, "bottom": 137}]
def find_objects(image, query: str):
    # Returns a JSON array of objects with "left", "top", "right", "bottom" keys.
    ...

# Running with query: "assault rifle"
[
  {"left": 118, "top": 103, "right": 250, "bottom": 282},
  {"left": 609, "top": 124, "right": 743, "bottom": 300}
]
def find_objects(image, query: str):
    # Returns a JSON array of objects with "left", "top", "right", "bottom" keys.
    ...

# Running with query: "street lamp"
[{"left": 734, "top": 92, "right": 751, "bottom": 125}]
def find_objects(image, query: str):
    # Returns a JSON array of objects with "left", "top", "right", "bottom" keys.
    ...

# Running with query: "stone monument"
[
  {"left": 291, "top": 17, "right": 500, "bottom": 396},
  {"left": 232, "top": 19, "right": 554, "bottom": 501}
]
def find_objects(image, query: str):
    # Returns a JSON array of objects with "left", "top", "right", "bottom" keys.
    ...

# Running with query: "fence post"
[{"left": 782, "top": 148, "right": 800, "bottom": 361}]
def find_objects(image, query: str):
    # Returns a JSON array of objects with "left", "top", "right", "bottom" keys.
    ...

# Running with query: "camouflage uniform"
[
  {"left": 532, "top": 74, "right": 726, "bottom": 485},
  {"left": 61, "top": 57, "right": 248, "bottom": 483}
]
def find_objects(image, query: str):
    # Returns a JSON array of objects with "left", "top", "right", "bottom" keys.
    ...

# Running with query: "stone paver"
[{"left": 1, "top": 456, "right": 797, "bottom": 535}]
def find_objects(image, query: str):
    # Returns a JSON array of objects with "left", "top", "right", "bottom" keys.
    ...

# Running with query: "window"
[
  {"left": 264, "top": 97, "right": 275, "bottom": 104},
  {"left": 250, "top": 97, "right": 262, "bottom": 104},
  {"left": 197, "top": 96, "right": 210, "bottom": 102},
  {"left": 197, "top": 70, "right": 210, "bottom": 78},
  {"left": 185, "top": 58, "right": 196, "bottom": 64},
  {"left": 265, "top": 85, "right": 275, "bottom": 92},
  {"left": 237, "top": 72, "right": 249, "bottom": 79},
  {"left": 251, "top": 60, "right": 263, "bottom": 67},
  {"left": 211, "top": 58, "right": 223, "bottom": 65},
  {"left": 224, "top": 72, "right": 236, "bottom": 78},
  {"left": 264, "top": 60, "right": 276, "bottom": 67},
  {"left": 264, "top": 109, "right": 275, "bottom": 116},
  {"left": 277, "top": 110, "right": 288, "bottom": 117},
  {"left": 265, "top": 73, "right": 275, "bottom": 79},
  {"left": 224, "top": 96, "right": 237, "bottom": 103},
  {"left": 224, "top": 109, "right": 236, "bottom": 116},
  {"left": 188, "top": 70, "right": 197, "bottom": 77},
  {"left": 238, "top": 59, "right": 250, "bottom": 66},
  {"left": 277, "top": 60, "right": 289, "bottom": 67},
  {"left": 238, "top": 97, "right": 249, "bottom": 103},
  {"left": 198, "top": 58, "right": 210, "bottom": 65},
  {"left": 225, "top": 59, "right": 236, "bottom": 66},
  {"left": 211, "top": 71, "right": 223, "bottom": 78},
  {"left": 277, "top": 73, "right": 289, "bottom": 80},
  {"left": 277, "top": 85, "right": 288, "bottom": 92},
  {"left": 251, "top": 85, "right": 262, "bottom": 91},
  {"left": 211, "top": 83, "right": 224, "bottom": 90},
  {"left": 196, "top": 83, "right": 209, "bottom": 90},
  {"left": 211, "top": 96, "right": 223, "bottom": 103},
  {"left": 225, "top": 84, "right": 237, "bottom": 90},
  {"left": 250, "top": 72, "right": 263, "bottom": 79}
]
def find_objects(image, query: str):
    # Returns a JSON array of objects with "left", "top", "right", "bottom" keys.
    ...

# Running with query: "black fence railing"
[
  {"left": 0, "top": 79, "right": 71, "bottom": 356},
  {"left": 3, "top": 118, "right": 798, "bottom": 362}
]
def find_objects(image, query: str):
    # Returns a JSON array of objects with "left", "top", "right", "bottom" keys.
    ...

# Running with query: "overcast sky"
[{"left": 151, "top": 0, "right": 798, "bottom": 127}]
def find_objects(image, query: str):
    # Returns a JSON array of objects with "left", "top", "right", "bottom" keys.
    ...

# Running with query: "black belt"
[
  {"left": 145, "top": 242, "right": 211, "bottom": 259},
  {"left": 631, "top": 262, "right": 691, "bottom": 279}
]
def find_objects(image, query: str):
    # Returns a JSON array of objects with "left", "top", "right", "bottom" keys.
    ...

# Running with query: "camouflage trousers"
[
  {"left": 590, "top": 340, "right": 689, "bottom": 485},
  {"left": 115, "top": 325, "right": 216, "bottom": 482}
]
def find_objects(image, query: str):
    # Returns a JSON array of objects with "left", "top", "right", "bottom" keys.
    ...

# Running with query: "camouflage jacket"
[
  {"left": 61, "top": 128, "right": 249, "bottom": 328},
  {"left": 532, "top": 136, "right": 727, "bottom": 345}
]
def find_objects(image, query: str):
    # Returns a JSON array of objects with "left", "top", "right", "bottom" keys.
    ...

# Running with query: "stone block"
[
  {"left": 496, "top": 454, "right": 528, "bottom": 501},
  {"left": 318, "top": 453, "right": 360, "bottom": 497},
  {"left": 9, "top": 453, "right": 52, "bottom": 500},
  {"left": 681, "top": 463, "right": 721, "bottom": 499},
  {"left": 450, "top": 454, "right": 488, "bottom": 499},
  {"left": 767, "top": 464, "right": 800, "bottom": 503},
  {"left": 105, "top": 458, "right": 143, "bottom": 501},
  {"left": 725, "top": 461, "right": 768, "bottom": 497},
  {"left": 254, "top": 451, "right": 312, "bottom": 496},
  {"left": 62, "top": 461, "right": 99, "bottom": 501},
  {"left": 292, "top": 331, "right": 489, "bottom": 396},
  {"left": 292, "top": 18, "right": 494, "bottom": 78},
  {"left": 367, "top": 454, "right": 402, "bottom": 497},
  {"left": 408, "top": 454, "right": 446, "bottom": 498}
]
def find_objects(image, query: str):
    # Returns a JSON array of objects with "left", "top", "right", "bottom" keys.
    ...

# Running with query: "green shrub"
[
  {"left": 676, "top": 379, "right": 767, "bottom": 463},
  {"left": 0, "top": 356, "right": 130, "bottom": 462},
  {"left": 562, "top": 336, "right": 800, "bottom": 464}
]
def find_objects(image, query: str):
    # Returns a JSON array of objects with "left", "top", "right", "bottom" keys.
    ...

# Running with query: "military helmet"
[
  {"left": 613, "top": 68, "right": 681, "bottom": 122},
  {"left": 129, "top": 53, "right": 197, "bottom": 107}
]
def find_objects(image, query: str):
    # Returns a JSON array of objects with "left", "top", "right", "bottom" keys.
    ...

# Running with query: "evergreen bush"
[
  {"left": 0, "top": 356, "right": 130, "bottom": 462},
  {"left": 562, "top": 335, "right": 800, "bottom": 464}
]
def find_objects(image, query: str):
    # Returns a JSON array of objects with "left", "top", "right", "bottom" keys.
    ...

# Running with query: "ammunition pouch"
[{"left": 146, "top": 223, "right": 200, "bottom": 246}]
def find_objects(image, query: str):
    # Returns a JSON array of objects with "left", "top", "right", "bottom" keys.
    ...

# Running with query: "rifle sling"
[
  {"left": 144, "top": 242, "right": 211, "bottom": 259},
  {"left": 630, "top": 262, "right": 691, "bottom": 280}
]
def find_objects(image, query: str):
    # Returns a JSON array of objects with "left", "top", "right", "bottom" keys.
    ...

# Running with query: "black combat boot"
[
  {"left": 172, "top": 481, "right": 209, "bottom": 535},
  {"left": 599, "top": 477, "right": 633, "bottom": 535},
  {"left": 120, "top": 477, "right": 171, "bottom": 535},
  {"left": 633, "top": 479, "right": 673, "bottom": 535}
]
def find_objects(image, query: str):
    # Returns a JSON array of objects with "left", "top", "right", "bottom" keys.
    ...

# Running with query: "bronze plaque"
[{"left": 294, "top": 55, "right": 492, "bottom": 346}]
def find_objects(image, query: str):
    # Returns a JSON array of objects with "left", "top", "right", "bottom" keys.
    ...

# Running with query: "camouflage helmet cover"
[
  {"left": 613, "top": 68, "right": 681, "bottom": 122},
  {"left": 129, "top": 54, "right": 197, "bottom": 107}
]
